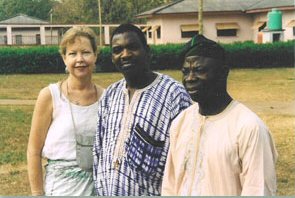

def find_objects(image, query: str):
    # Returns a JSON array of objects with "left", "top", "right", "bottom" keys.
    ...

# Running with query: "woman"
[{"left": 27, "top": 26, "right": 104, "bottom": 196}]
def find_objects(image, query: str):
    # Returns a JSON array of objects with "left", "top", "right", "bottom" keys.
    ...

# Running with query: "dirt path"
[
  {"left": 0, "top": 162, "right": 27, "bottom": 174},
  {"left": 0, "top": 99, "right": 35, "bottom": 105}
]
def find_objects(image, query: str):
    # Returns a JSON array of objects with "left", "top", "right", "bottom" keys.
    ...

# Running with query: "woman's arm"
[{"left": 27, "top": 87, "right": 53, "bottom": 196}]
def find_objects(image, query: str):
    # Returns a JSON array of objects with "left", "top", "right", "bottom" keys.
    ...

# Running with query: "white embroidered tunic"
[{"left": 162, "top": 100, "right": 278, "bottom": 196}]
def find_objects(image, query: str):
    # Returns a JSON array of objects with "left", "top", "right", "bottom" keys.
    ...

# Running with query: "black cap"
[{"left": 182, "top": 34, "right": 225, "bottom": 61}]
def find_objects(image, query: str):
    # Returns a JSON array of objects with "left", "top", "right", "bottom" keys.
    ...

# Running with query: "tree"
[
  {"left": 0, "top": 0, "right": 177, "bottom": 24},
  {"left": 0, "top": 0, "right": 55, "bottom": 21},
  {"left": 52, "top": 0, "right": 177, "bottom": 24},
  {"left": 53, "top": 0, "right": 98, "bottom": 24}
]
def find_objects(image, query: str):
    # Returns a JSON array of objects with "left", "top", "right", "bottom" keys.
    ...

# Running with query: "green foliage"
[
  {"left": 0, "top": 0, "right": 56, "bottom": 21},
  {"left": 0, "top": 0, "right": 176, "bottom": 24},
  {"left": 52, "top": 0, "right": 176, "bottom": 24},
  {"left": 101, "top": 0, "right": 175, "bottom": 24},
  {"left": 223, "top": 40, "right": 295, "bottom": 68},
  {"left": 97, "top": 40, "right": 294, "bottom": 72},
  {"left": 53, "top": 0, "right": 99, "bottom": 24},
  {"left": 98, "top": 47, "right": 115, "bottom": 72},
  {"left": 0, "top": 40, "right": 293, "bottom": 74},
  {"left": 150, "top": 43, "right": 185, "bottom": 70},
  {"left": 0, "top": 46, "right": 63, "bottom": 74}
]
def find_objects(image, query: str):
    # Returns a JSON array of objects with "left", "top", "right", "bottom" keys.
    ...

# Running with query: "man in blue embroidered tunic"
[{"left": 93, "top": 23, "right": 192, "bottom": 196}]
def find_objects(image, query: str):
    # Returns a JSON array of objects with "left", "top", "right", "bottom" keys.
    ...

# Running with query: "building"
[
  {"left": 136, "top": 0, "right": 295, "bottom": 44},
  {"left": 1, "top": 1, "right": 293, "bottom": 46},
  {"left": 0, "top": 14, "right": 148, "bottom": 46},
  {"left": 0, "top": 14, "right": 61, "bottom": 45}
]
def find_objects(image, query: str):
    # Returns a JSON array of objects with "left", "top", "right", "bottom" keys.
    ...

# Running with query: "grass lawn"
[{"left": 0, "top": 68, "right": 294, "bottom": 195}]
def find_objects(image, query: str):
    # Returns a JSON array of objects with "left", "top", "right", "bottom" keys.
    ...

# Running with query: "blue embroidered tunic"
[{"left": 93, "top": 73, "right": 192, "bottom": 196}]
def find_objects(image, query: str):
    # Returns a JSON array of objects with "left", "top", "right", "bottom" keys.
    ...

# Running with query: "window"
[
  {"left": 258, "top": 22, "right": 266, "bottom": 32},
  {"left": 181, "top": 24, "right": 199, "bottom": 38},
  {"left": 273, "top": 33, "right": 281, "bottom": 42},
  {"left": 36, "top": 34, "right": 41, "bottom": 44},
  {"left": 141, "top": 26, "right": 151, "bottom": 39},
  {"left": 148, "top": 31, "right": 152, "bottom": 39},
  {"left": 15, "top": 35, "right": 22, "bottom": 45},
  {"left": 4, "top": 35, "right": 7, "bottom": 44},
  {"left": 181, "top": 31, "right": 199, "bottom": 38},
  {"left": 216, "top": 23, "right": 239, "bottom": 37},
  {"left": 217, "top": 29, "right": 237, "bottom": 36},
  {"left": 293, "top": 27, "right": 295, "bottom": 36},
  {"left": 252, "top": 21, "right": 266, "bottom": 32},
  {"left": 156, "top": 27, "right": 161, "bottom": 39},
  {"left": 150, "top": 25, "right": 160, "bottom": 39}
]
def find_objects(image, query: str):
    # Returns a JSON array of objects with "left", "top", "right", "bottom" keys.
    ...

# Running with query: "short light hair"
[{"left": 59, "top": 26, "right": 98, "bottom": 56}]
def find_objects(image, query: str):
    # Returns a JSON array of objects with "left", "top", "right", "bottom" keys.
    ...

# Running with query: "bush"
[
  {"left": 0, "top": 46, "right": 63, "bottom": 74},
  {"left": 0, "top": 40, "right": 293, "bottom": 74},
  {"left": 223, "top": 40, "right": 294, "bottom": 68}
]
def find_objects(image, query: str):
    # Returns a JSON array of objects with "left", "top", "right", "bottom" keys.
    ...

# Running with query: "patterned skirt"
[{"left": 44, "top": 159, "right": 95, "bottom": 196}]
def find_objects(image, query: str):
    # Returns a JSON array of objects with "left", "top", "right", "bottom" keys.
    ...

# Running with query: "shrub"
[
  {"left": 0, "top": 40, "right": 293, "bottom": 74},
  {"left": 224, "top": 40, "right": 294, "bottom": 68},
  {"left": 0, "top": 46, "right": 63, "bottom": 74}
]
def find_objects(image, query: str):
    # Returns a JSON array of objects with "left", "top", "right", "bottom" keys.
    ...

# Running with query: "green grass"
[
  {"left": 0, "top": 73, "right": 124, "bottom": 99},
  {"left": 0, "top": 105, "right": 33, "bottom": 165},
  {"left": 0, "top": 68, "right": 293, "bottom": 102},
  {"left": 0, "top": 68, "right": 294, "bottom": 195}
]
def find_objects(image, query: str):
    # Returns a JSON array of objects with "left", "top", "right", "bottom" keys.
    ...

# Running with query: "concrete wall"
[
  {"left": 253, "top": 10, "right": 295, "bottom": 43},
  {"left": 203, "top": 13, "right": 253, "bottom": 43},
  {"left": 282, "top": 10, "right": 295, "bottom": 41},
  {"left": 146, "top": 13, "right": 253, "bottom": 44},
  {"left": 146, "top": 10, "right": 294, "bottom": 44}
]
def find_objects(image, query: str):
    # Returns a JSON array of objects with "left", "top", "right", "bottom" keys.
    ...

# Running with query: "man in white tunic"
[{"left": 161, "top": 35, "right": 278, "bottom": 196}]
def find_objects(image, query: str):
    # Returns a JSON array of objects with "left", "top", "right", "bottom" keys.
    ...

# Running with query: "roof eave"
[
  {"left": 246, "top": 6, "right": 295, "bottom": 13},
  {"left": 0, "top": 23, "right": 49, "bottom": 25},
  {"left": 136, "top": 10, "right": 245, "bottom": 19}
]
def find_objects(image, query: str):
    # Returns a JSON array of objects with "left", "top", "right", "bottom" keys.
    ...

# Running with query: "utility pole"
[
  {"left": 198, "top": 0, "right": 203, "bottom": 35},
  {"left": 49, "top": 9, "right": 53, "bottom": 44},
  {"left": 98, "top": 0, "right": 103, "bottom": 47}
]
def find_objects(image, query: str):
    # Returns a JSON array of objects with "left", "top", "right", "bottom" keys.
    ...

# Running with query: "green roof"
[{"left": 0, "top": 14, "right": 49, "bottom": 24}]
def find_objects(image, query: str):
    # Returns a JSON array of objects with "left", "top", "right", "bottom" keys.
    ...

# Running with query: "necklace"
[{"left": 66, "top": 80, "right": 97, "bottom": 105}]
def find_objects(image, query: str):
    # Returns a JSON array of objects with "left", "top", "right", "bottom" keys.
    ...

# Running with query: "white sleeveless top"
[{"left": 42, "top": 83, "right": 99, "bottom": 160}]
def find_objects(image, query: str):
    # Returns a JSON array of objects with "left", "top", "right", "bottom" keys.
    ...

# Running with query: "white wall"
[
  {"left": 147, "top": 13, "right": 254, "bottom": 44},
  {"left": 146, "top": 10, "right": 294, "bottom": 44},
  {"left": 253, "top": 10, "right": 295, "bottom": 42},
  {"left": 203, "top": 13, "right": 253, "bottom": 43},
  {"left": 282, "top": 10, "right": 295, "bottom": 41},
  {"left": 148, "top": 14, "right": 198, "bottom": 44}
]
